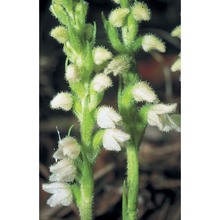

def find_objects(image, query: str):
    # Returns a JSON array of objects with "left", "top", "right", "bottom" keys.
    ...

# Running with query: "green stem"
[
  {"left": 78, "top": 95, "right": 94, "bottom": 220},
  {"left": 126, "top": 141, "right": 139, "bottom": 220},
  {"left": 79, "top": 157, "right": 94, "bottom": 220}
]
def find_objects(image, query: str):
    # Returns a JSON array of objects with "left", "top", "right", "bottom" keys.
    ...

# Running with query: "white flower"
[
  {"left": 49, "top": 158, "right": 76, "bottom": 182},
  {"left": 109, "top": 8, "right": 130, "bottom": 28},
  {"left": 171, "top": 57, "right": 181, "bottom": 72},
  {"left": 42, "top": 182, "right": 73, "bottom": 207},
  {"left": 147, "top": 103, "right": 180, "bottom": 132},
  {"left": 50, "top": 92, "right": 72, "bottom": 111},
  {"left": 132, "top": 82, "right": 158, "bottom": 103},
  {"left": 103, "top": 129, "right": 130, "bottom": 151},
  {"left": 93, "top": 47, "right": 113, "bottom": 65},
  {"left": 65, "top": 64, "right": 80, "bottom": 82},
  {"left": 97, "top": 106, "right": 122, "bottom": 128},
  {"left": 104, "top": 55, "right": 130, "bottom": 76},
  {"left": 171, "top": 25, "right": 181, "bottom": 39},
  {"left": 142, "top": 34, "right": 166, "bottom": 53},
  {"left": 53, "top": 136, "right": 80, "bottom": 160},
  {"left": 132, "top": 2, "right": 151, "bottom": 22},
  {"left": 92, "top": 73, "right": 113, "bottom": 92}
]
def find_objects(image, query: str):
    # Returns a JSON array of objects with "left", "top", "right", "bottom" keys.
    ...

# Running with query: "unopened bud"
[
  {"left": 104, "top": 55, "right": 130, "bottom": 76},
  {"left": 65, "top": 64, "right": 80, "bottom": 82},
  {"left": 50, "top": 92, "right": 73, "bottom": 111},
  {"left": 50, "top": 26, "right": 68, "bottom": 44},
  {"left": 142, "top": 34, "right": 166, "bottom": 53},
  {"left": 171, "top": 25, "right": 181, "bottom": 39},
  {"left": 171, "top": 57, "right": 181, "bottom": 72},
  {"left": 132, "top": 2, "right": 151, "bottom": 22},
  {"left": 132, "top": 82, "right": 158, "bottom": 103},
  {"left": 109, "top": 8, "right": 130, "bottom": 28},
  {"left": 93, "top": 47, "right": 113, "bottom": 65},
  {"left": 92, "top": 73, "right": 113, "bottom": 92}
]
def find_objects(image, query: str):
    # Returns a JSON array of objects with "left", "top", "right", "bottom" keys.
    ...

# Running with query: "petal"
[
  {"left": 103, "top": 130, "right": 121, "bottom": 151},
  {"left": 42, "top": 182, "right": 67, "bottom": 194},
  {"left": 151, "top": 103, "right": 177, "bottom": 114},
  {"left": 147, "top": 111, "right": 163, "bottom": 130},
  {"left": 53, "top": 148, "right": 64, "bottom": 160}
]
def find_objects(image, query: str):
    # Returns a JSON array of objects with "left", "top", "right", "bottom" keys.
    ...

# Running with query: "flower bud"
[
  {"left": 65, "top": 64, "right": 80, "bottom": 82},
  {"left": 50, "top": 92, "right": 73, "bottom": 111},
  {"left": 93, "top": 47, "right": 113, "bottom": 65},
  {"left": 132, "top": 2, "right": 151, "bottom": 22},
  {"left": 42, "top": 182, "right": 72, "bottom": 207},
  {"left": 142, "top": 34, "right": 166, "bottom": 53},
  {"left": 109, "top": 8, "right": 130, "bottom": 28},
  {"left": 54, "top": 136, "right": 80, "bottom": 160},
  {"left": 92, "top": 73, "right": 113, "bottom": 92},
  {"left": 50, "top": 26, "right": 68, "bottom": 44},
  {"left": 171, "top": 25, "right": 181, "bottom": 39},
  {"left": 104, "top": 55, "right": 130, "bottom": 76},
  {"left": 171, "top": 57, "right": 181, "bottom": 72},
  {"left": 49, "top": 158, "right": 76, "bottom": 182},
  {"left": 103, "top": 129, "right": 130, "bottom": 151},
  {"left": 132, "top": 82, "right": 158, "bottom": 103},
  {"left": 97, "top": 106, "right": 122, "bottom": 128}
]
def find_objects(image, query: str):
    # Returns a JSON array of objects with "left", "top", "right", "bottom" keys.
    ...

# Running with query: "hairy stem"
[
  {"left": 78, "top": 96, "right": 94, "bottom": 220},
  {"left": 79, "top": 157, "right": 94, "bottom": 220},
  {"left": 127, "top": 142, "right": 139, "bottom": 220}
]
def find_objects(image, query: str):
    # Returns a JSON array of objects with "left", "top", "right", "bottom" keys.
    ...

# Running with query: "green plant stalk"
[
  {"left": 79, "top": 157, "right": 94, "bottom": 220},
  {"left": 126, "top": 141, "right": 139, "bottom": 220},
  {"left": 119, "top": 71, "right": 142, "bottom": 220},
  {"left": 78, "top": 95, "right": 94, "bottom": 220}
]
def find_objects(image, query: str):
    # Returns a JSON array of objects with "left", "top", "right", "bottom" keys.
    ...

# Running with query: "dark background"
[{"left": 40, "top": 0, "right": 181, "bottom": 219}]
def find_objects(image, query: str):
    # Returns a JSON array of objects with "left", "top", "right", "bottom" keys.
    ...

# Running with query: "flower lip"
[{"left": 42, "top": 182, "right": 73, "bottom": 207}]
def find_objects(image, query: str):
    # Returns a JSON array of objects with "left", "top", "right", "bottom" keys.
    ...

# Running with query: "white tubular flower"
[
  {"left": 171, "top": 57, "right": 181, "bottom": 72},
  {"left": 147, "top": 103, "right": 179, "bottom": 132},
  {"left": 49, "top": 158, "right": 76, "bottom": 182},
  {"left": 171, "top": 25, "right": 181, "bottom": 39},
  {"left": 92, "top": 73, "right": 113, "bottom": 92},
  {"left": 50, "top": 92, "right": 72, "bottom": 111},
  {"left": 103, "top": 129, "right": 130, "bottom": 151},
  {"left": 142, "top": 34, "right": 166, "bottom": 53},
  {"left": 42, "top": 182, "right": 72, "bottom": 207},
  {"left": 50, "top": 26, "right": 68, "bottom": 44},
  {"left": 132, "top": 2, "right": 151, "bottom": 22},
  {"left": 97, "top": 106, "right": 122, "bottom": 128},
  {"left": 132, "top": 82, "right": 158, "bottom": 103},
  {"left": 53, "top": 136, "right": 80, "bottom": 160},
  {"left": 109, "top": 8, "right": 130, "bottom": 28},
  {"left": 104, "top": 55, "right": 130, "bottom": 76},
  {"left": 93, "top": 47, "right": 113, "bottom": 65},
  {"left": 65, "top": 64, "right": 80, "bottom": 82}
]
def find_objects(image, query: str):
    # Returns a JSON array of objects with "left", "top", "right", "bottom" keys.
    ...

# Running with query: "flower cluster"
[
  {"left": 96, "top": 106, "right": 130, "bottom": 151},
  {"left": 132, "top": 82, "right": 180, "bottom": 132},
  {"left": 42, "top": 136, "right": 80, "bottom": 207}
]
